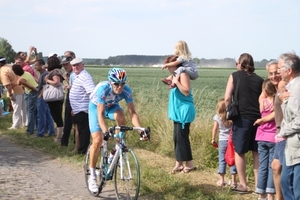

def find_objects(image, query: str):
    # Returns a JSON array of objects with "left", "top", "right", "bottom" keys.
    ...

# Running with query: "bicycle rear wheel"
[
  {"left": 84, "top": 143, "right": 106, "bottom": 196},
  {"left": 114, "top": 148, "right": 140, "bottom": 200}
]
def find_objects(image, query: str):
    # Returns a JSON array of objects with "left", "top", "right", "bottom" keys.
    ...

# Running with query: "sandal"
[
  {"left": 169, "top": 166, "right": 184, "bottom": 174},
  {"left": 180, "top": 167, "right": 197, "bottom": 173},
  {"left": 227, "top": 180, "right": 237, "bottom": 188},
  {"left": 53, "top": 137, "right": 61, "bottom": 142},
  {"left": 217, "top": 180, "right": 226, "bottom": 186},
  {"left": 230, "top": 184, "right": 248, "bottom": 194},
  {"left": 161, "top": 78, "right": 172, "bottom": 85}
]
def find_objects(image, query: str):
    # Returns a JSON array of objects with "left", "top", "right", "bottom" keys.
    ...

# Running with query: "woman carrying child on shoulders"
[{"left": 162, "top": 40, "right": 198, "bottom": 89}]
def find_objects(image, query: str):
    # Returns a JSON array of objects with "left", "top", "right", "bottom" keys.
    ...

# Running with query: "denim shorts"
[
  {"left": 273, "top": 140, "right": 286, "bottom": 165},
  {"left": 232, "top": 117, "right": 258, "bottom": 154}
]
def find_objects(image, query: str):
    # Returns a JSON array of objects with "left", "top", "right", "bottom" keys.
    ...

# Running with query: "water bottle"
[{"left": 108, "top": 148, "right": 116, "bottom": 164}]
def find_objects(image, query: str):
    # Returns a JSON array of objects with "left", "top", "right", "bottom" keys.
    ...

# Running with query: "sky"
[{"left": 1, "top": 0, "right": 299, "bottom": 61}]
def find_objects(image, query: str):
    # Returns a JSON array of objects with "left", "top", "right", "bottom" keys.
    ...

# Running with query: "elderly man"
[
  {"left": 277, "top": 52, "right": 300, "bottom": 200},
  {"left": 0, "top": 57, "right": 26, "bottom": 129},
  {"left": 69, "top": 58, "right": 95, "bottom": 154}
]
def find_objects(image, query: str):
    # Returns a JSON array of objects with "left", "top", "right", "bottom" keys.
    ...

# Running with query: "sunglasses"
[
  {"left": 113, "top": 82, "right": 126, "bottom": 87},
  {"left": 64, "top": 56, "right": 73, "bottom": 62}
]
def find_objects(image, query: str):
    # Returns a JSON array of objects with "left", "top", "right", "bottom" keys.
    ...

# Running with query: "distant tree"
[
  {"left": 193, "top": 58, "right": 200, "bottom": 66},
  {"left": 0, "top": 37, "right": 16, "bottom": 63}
]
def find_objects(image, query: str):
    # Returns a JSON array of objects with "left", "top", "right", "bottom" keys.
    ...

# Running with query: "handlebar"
[{"left": 103, "top": 125, "right": 151, "bottom": 141}]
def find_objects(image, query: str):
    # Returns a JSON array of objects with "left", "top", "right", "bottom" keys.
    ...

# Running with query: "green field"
[{"left": 86, "top": 66, "right": 268, "bottom": 119}]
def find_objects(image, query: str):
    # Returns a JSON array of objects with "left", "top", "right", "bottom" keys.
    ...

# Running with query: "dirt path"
[{"left": 0, "top": 135, "right": 116, "bottom": 200}]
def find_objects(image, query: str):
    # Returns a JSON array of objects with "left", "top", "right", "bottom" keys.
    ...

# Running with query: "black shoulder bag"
[{"left": 226, "top": 72, "right": 240, "bottom": 120}]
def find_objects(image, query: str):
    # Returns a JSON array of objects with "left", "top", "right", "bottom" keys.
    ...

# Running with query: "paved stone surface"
[{"left": 0, "top": 135, "right": 116, "bottom": 200}]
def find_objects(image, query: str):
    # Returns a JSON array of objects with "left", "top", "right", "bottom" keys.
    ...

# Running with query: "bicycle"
[{"left": 84, "top": 125, "right": 150, "bottom": 199}]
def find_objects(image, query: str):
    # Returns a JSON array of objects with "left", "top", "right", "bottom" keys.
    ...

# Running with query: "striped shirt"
[{"left": 69, "top": 69, "right": 95, "bottom": 114}]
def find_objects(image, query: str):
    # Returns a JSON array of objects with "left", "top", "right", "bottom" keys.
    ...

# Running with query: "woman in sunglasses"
[{"left": 87, "top": 67, "right": 148, "bottom": 193}]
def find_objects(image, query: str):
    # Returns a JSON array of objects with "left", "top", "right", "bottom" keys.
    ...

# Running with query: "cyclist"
[{"left": 88, "top": 67, "right": 148, "bottom": 193}]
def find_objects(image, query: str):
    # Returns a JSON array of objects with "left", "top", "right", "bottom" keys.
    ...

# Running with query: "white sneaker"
[{"left": 88, "top": 177, "right": 99, "bottom": 193}]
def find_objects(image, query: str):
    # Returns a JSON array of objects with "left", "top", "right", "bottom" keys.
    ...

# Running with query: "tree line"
[{"left": 0, "top": 37, "right": 272, "bottom": 68}]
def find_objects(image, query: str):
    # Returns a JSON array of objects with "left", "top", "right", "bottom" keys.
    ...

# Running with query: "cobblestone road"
[{"left": 0, "top": 135, "right": 116, "bottom": 200}]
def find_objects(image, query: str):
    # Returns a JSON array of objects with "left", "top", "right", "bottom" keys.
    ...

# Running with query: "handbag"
[
  {"left": 43, "top": 83, "right": 64, "bottom": 102},
  {"left": 225, "top": 130, "right": 235, "bottom": 167},
  {"left": 226, "top": 71, "right": 240, "bottom": 120}
]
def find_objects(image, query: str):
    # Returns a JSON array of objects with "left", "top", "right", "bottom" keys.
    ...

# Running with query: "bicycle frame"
[
  {"left": 85, "top": 125, "right": 150, "bottom": 198},
  {"left": 102, "top": 126, "right": 148, "bottom": 179},
  {"left": 103, "top": 130, "right": 130, "bottom": 180}
]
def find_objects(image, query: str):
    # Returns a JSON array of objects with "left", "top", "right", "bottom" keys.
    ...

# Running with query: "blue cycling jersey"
[{"left": 90, "top": 81, "right": 133, "bottom": 107}]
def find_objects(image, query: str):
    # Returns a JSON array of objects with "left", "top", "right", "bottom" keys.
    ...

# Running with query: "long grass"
[{"left": 0, "top": 67, "right": 268, "bottom": 199}]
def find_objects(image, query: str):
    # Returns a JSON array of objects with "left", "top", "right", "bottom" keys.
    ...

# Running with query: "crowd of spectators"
[{"left": 0, "top": 47, "right": 94, "bottom": 154}]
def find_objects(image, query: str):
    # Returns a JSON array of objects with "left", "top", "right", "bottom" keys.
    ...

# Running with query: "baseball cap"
[
  {"left": 48, "top": 53, "right": 57, "bottom": 57},
  {"left": 60, "top": 56, "right": 73, "bottom": 65},
  {"left": 0, "top": 57, "right": 6, "bottom": 64},
  {"left": 70, "top": 58, "right": 83, "bottom": 65}
]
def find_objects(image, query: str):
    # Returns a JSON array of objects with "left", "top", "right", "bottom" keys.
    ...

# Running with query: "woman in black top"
[{"left": 224, "top": 53, "right": 263, "bottom": 193}]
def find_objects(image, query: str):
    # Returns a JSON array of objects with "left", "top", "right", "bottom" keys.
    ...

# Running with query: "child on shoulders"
[{"left": 162, "top": 40, "right": 198, "bottom": 88}]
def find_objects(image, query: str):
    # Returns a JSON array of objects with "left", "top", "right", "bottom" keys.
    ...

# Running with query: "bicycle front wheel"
[{"left": 114, "top": 148, "right": 140, "bottom": 200}]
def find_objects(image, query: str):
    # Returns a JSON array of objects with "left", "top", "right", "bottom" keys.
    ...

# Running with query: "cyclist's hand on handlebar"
[
  {"left": 140, "top": 129, "right": 150, "bottom": 141},
  {"left": 103, "top": 131, "right": 110, "bottom": 141}
]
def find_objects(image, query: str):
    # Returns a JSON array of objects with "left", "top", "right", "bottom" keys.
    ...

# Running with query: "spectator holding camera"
[{"left": 15, "top": 53, "right": 38, "bottom": 82}]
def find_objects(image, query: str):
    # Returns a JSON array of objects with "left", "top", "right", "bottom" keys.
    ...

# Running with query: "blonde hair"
[
  {"left": 216, "top": 98, "right": 232, "bottom": 128},
  {"left": 174, "top": 40, "right": 192, "bottom": 60}
]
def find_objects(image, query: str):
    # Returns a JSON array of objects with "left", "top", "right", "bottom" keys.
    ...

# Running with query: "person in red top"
[
  {"left": 15, "top": 56, "right": 38, "bottom": 82},
  {"left": 17, "top": 46, "right": 39, "bottom": 65}
]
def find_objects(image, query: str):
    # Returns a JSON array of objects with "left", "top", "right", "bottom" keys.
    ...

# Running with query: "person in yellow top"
[
  {"left": 0, "top": 57, "right": 26, "bottom": 129},
  {"left": 12, "top": 64, "right": 38, "bottom": 135}
]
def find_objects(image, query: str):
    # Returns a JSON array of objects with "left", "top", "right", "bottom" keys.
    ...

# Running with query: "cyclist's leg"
[
  {"left": 90, "top": 132, "right": 102, "bottom": 172},
  {"left": 88, "top": 102, "right": 103, "bottom": 193},
  {"left": 107, "top": 104, "right": 125, "bottom": 125}
]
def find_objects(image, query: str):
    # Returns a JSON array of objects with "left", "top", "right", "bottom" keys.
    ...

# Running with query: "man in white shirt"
[{"left": 69, "top": 58, "right": 95, "bottom": 154}]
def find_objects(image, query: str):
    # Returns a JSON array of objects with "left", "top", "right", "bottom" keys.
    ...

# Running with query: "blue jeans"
[
  {"left": 26, "top": 91, "right": 38, "bottom": 134},
  {"left": 256, "top": 141, "right": 275, "bottom": 194},
  {"left": 37, "top": 98, "right": 55, "bottom": 137},
  {"left": 281, "top": 156, "right": 300, "bottom": 200},
  {"left": 273, "top": 140, "right": 286, "bottom": 164},
  {"left": 218, "top": 140, "right": 237, "bottom": 174}
]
